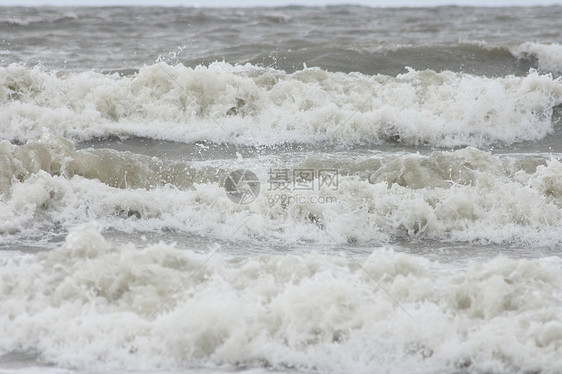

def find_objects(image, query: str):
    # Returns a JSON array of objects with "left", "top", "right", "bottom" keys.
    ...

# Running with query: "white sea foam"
[
  {"left": 0, "top": 135, "right": 219, "bottom": 194},
  {"left": 512, "top": 42, "right": 562, "bottom": 75},
  {"left": 461, "top": 40, "right": 562, "bottom": 75},
  {"left": 0, "top": 226, "right": 560, "bottom": 373},
  {"left": 1, "top": 63, "right": 560, "bottom": 147},
  {"left": 1, "top": 138, "right": 561, "bottom": 247}
]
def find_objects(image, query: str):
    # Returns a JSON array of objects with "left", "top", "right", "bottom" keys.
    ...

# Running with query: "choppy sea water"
[{"left": 1, "top": 5, "right": 561, "bottom": 374}]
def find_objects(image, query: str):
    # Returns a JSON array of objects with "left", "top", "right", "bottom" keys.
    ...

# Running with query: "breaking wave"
[
  {"left": 1, "top": 137, "right": 562, "bottom": 247},
  {"left": 1, "top": 62, "right": 560, "bottom": 147},
  {"left": 0, "top": 226, "right": 560, "bottom": 373}
]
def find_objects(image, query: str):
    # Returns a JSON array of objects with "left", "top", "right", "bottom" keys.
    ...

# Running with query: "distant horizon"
[{"left": 2, "top": 0, "right": 562, "bottom": 7}]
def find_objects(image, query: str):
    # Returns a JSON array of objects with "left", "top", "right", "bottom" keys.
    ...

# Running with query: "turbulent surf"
[{"left": 0, "top": 4, "right": 561, "bottom": 374}]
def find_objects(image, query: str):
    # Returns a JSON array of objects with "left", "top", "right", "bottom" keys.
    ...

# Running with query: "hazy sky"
[{"left": 2, "top": 0, "right": 562, "bottom": 6}]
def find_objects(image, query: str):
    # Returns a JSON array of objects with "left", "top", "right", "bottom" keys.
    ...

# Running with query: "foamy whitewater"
[{"left": 0, "top": 5, "right": 561, "bottom": 374}]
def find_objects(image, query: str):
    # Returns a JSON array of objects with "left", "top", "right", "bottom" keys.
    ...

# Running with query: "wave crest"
[{"left": 1, "top": 63, "right": 561, "bottom": 147}]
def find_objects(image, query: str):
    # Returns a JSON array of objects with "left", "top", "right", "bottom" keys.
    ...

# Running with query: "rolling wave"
[
  {"left": 0, "top": 226, "right": 560, "bottom": 373},
  {"left": 1, "top": 63, "right": 561, "bottom": 148},
  {"left": 1, "top": 138, "right": 561, "bottom": 247}
]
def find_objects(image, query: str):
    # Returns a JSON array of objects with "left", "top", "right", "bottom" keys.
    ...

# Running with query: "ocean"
[{"left": 1, "top": 4, "right": 561, "bottom": 374}]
